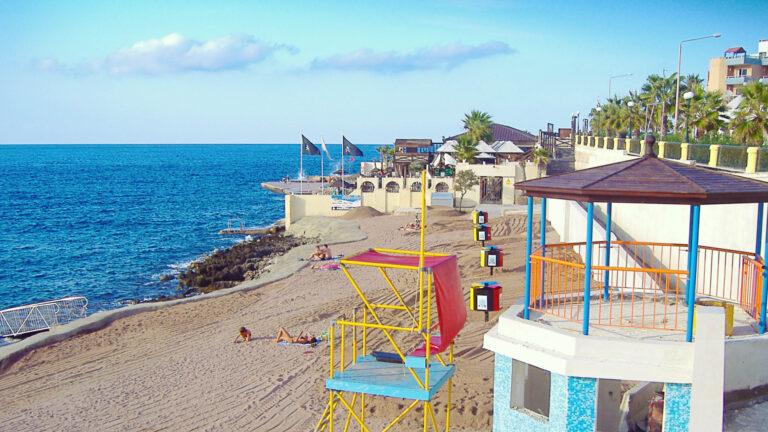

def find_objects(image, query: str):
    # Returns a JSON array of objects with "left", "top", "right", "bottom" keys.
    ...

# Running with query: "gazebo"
[{"left": 515, "top": 137, "right": 768, "bottom": 342}]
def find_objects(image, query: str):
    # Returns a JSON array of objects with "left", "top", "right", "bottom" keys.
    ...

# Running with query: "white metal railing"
[{"left": 0, "top": 296, "right": 88, "bottom": 337}]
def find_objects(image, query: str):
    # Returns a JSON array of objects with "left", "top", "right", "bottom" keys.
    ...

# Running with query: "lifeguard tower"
[{"left": 316, "top": 171, "right": 467, "bottom": 431}]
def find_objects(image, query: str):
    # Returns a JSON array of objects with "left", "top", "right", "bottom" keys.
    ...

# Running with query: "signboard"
[
  {"left": 477, "top": 295, "right": 488, "bottom": 311},
  {"left": 331, "top": 194, "right": 362, "bottom": 211}
]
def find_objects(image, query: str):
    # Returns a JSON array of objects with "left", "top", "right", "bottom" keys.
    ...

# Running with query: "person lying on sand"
[
  {"left": 274, "top": 327, "right": 317, "bottom": 345},
  {"left": 399, "top": 222, "right": 421, "bottom": 231},
  {"left": 234, "top": 326, "right": 251, "bottom": 343}
]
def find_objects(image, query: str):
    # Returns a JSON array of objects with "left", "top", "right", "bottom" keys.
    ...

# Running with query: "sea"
[{"left": 0, "top": 144, "right": 375, "bottom": 317}]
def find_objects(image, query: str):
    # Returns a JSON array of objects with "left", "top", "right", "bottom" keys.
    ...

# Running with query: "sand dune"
[{"left": 0, "top": 211, "right": 555, "bottom": 431}]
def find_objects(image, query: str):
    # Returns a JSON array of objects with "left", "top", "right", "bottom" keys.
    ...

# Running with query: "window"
[
  {"left": 361, "top": 181, "right": 375, "bottom": 193},
  {"left": 435, "top": 182, "right": 449, "bottom": 192},
  {"left": 739, "top": 68, "right": 748, "bottom": 77},
  {"left": 510, "top": 359, "right": 550, "bottom": 418},
  {"left": 410, "top": 182, "right": 422, "bottom": 192},
  {"left": 385, "top": 182, "right": 400, "bottom": 193}
]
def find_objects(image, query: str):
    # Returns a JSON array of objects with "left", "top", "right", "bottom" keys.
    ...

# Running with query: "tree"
[
  {"left": 375, "top": 145, "right": 391, "bottom": 173},
  {"left": 732, "top": 82, "right": 768, "bottom": 146},
  {"left": 453, "top": 169, "right": 479, "bottom": 211},
  {"left": 455, "top": 134, "right": 478, "bottom": 163},
  {"left": 641, "top": 73, "right": 677, "bottom": 138},
  {"left": 530, "top": 147, "right": 550, "bottom": 178},
  {"left": 687, "top": 88, "right": 725, "bottom": 140},
  {"left": 462, "top": 110, "right": 493, "bottom": 143}
]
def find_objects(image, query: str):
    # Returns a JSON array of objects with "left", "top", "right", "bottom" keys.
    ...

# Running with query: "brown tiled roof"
[
  {"left": 516, "top": 154, "right": 768, "bottom": 205},
  {"left": 445, "top": 123, "right": 536, "bottom": 144},
  {"left": 394, "top": 139, "right": 433, "bottom": 147},
  {"left": 725, "top": 47, "right": 746, "bottom": 54}
]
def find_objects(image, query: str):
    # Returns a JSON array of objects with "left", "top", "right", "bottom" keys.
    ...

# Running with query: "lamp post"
[
  {"left": 673, "top": 33, "right": 721, "bottom": 134},
  {"left": 683, "top": 91, "right": 694, "bottom": 142},
  {"left": 608, "top": 73, "right": 633, "bottom": 99},
  {"left": 627, "top": 101, "right": 635, "bottom": 138}
]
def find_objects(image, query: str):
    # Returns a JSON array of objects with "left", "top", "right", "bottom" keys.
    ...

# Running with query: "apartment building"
[{"left": 707, "top": 40, "right": 768, "bottom": 94}]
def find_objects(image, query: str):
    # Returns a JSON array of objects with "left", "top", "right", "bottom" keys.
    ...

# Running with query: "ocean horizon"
[{"left": 0, "top": 143, "right": 374, "bottom": 318}]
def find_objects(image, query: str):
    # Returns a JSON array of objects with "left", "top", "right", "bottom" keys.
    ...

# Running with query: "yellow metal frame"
[{"left": 317, "top": 171, "right": 456, "bottom": 431}]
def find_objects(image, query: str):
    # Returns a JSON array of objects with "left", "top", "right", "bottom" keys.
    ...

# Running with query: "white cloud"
[
  {"left": 311, "top": 41, "right": 514, "bottom": 73},
  {"left": 37, "top": 33, "right": 297, "bottom": 76}
]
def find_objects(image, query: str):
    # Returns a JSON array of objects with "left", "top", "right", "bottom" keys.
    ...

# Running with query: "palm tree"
[
  {"left": 375, "top": 145, "right": 391, "bottom": 173},
  {"left": 530, "top": 147, "right": 550, "bottom": 178},
  {"left": 462, "top": 110, "right": 493, "bottom": 143},
  {"left": 454, "top": 135, "right": 478, "bottom": 163},
  {"left": 732, "top": 82, "right": 768, "bottom": 146},
  {"left": 684, "top": 74, "right": 704, "bottom": 91},
  {"left": 687, "top": 88, "right": 725, "bottom": 140},
  {"left": 601, "top": 97, "right": 625, "bottom": 136},
  {"left": 641, "top": 73, "right": 677, "bottom": 138}
]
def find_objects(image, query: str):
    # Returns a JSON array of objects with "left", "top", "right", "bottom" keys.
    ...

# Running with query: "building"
[
  {"left": 707, "top": 40, "right": 768, "bottom": 95},
  {"left": 445, "top": 123, "right": 537, "bottom": 150}
]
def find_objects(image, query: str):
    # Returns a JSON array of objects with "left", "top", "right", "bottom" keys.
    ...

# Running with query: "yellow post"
[
  {"left": 625, "top": 137, "right": 632, "bottom": 151},
  {"left": 362, "top": 308, "right": 367, "bottom": 356},
  {"left": 425, "top": 272, "right": 432, "bottom": 390},
  {"left": 329, "top": 391, "right": 334, "bottom": 431},
  {"left": 747, "top": 146, "right": 759, "bottom": 173},
  {"left": 352, "top": 308, "right": 357, "bottom": 363},
  {"left": 341, "top": 323, "right": 345, "bottom": 372},
  {"left": 681, "top": 142, "right": 689, "bottom": 160},
  {"left": 658, "top": 141, "right": 666, "bottom": 158},
  {"left": 709, "top": 144, "right": 720, "bottom": 168},
  {"left": 329, "top": 326, "right": 334, "bottom": 379},
  {"left": 640, "top": 138, "right": 647, "bottom": 155}
]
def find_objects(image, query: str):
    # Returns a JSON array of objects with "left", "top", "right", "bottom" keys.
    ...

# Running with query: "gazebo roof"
[{"left": 516, "top": 153, "right": 768, "bottom": 205}]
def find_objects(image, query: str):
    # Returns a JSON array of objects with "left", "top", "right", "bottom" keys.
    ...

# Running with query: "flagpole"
[
  {"left": 341, "top": 135, "right": 345, "bottom": 196},
  {"left": 300, "top": 136, "right": 303, "bottom": 195},
  {"left": 321, "top": 136, "right": 325, "bottom": 195}
]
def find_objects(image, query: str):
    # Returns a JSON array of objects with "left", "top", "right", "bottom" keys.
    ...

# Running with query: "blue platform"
[{"left": 326, "top": 355, "right": 455, "bottom": 401}]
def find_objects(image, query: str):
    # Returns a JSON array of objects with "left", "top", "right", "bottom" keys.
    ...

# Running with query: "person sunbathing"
[
  {"left": 306, "top": 246, "right": 324, "bottom": 261},
  {"left": 399, "top": 222, "right": 421, "bottom": 231},
  {"left": 321, "top": 244, "right": 332, "bottom": 260},
  {"left": 274, "top": 327, "right": 317, "bottom": 345},
  {"left": 234, "top": 326, "right": 251, "bottom": 343}
]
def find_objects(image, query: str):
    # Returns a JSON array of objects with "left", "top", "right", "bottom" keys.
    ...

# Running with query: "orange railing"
[
  {"left": 740, "top": 256, "right": 763, "bottom": 321},
  {"left": 529, "top": 241, "right": 757, "bottom": 332}
]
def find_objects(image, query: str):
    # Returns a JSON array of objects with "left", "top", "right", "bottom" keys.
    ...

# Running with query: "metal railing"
[
  {"left": 0, "top": 296, "right": 88, "bottom": 337},
  {"left": 528, "top": 242, "right": 756, "bottom": 332}
]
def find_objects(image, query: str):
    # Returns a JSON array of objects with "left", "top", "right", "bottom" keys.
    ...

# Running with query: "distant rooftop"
[{"left": 445, "top": 123, "right": 536, "bottom": 145}]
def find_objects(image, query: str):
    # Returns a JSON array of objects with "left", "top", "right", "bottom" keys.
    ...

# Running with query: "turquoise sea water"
[{"left": 0, "top": 144, "right": 373, "bottom": 314}]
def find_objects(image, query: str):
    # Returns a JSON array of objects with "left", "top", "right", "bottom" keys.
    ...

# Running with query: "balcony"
[
  {"left": 725, "top": 75, "right": 755, "bottom": 85},
  {"left": 725, "top": 54, "right": 764, "bottom": 66}
]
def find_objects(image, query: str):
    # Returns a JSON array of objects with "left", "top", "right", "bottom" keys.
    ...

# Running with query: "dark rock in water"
[
  {"left": 159, "top": 274, "right": 175, "bottom": 282},
  {"left": 175, "top": 232, "right": 313, "bottom": 295}
]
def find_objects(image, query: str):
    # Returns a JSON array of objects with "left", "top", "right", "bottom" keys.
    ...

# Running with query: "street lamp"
[
  {"left": 673, "top": 33, "right": 721, "bottom": 134},
  {"left": 608, "top": 73, "right": 633, "bottom": 99},
  {"left": 683, "top": 91, "right": 694, "bottom": 143},
  {"left": 627, "top": 101, "right": 635, "bottom": 138}
]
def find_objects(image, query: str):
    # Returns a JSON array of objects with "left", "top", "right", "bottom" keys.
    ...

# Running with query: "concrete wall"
[
  {"left": 707, "top": 57, "right": 727, "bottom": 93},
  {"left": 285, "top": 195, "right": 351, "bottom": 229},
  {"left": 485, "top": 302, "right": 727, "bottom": 431}
]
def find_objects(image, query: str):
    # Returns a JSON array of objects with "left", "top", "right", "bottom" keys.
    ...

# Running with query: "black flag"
[
  {"left": 342, "top": 136, "right": 363, "bottom": 156},
  {"left": 301, "top": 134, "right": 321, "bottom": 155}
]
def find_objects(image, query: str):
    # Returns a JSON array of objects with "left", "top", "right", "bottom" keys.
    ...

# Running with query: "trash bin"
[{"left": 694, "top": 300, "right": 734, "bottom": 336}]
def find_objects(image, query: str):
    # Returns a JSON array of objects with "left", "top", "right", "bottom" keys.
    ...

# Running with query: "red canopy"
[{"left": 343, "top": 250, "right": 467, "bottom": 353}]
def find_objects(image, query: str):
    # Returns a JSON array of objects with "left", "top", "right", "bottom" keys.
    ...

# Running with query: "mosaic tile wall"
[{"left": 662, "top": 382, "right": 691, "bottom": 432}]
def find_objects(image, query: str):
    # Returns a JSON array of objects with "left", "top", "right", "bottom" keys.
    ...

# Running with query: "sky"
[{"left": 1, "top": 0, "right": 766, "bottom": 144}]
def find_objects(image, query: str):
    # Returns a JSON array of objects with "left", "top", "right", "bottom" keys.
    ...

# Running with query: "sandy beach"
[{"left": 0, "top": 208, "right": 550, "bottom": 431}]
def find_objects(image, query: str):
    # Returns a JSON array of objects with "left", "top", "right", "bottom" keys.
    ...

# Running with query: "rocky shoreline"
[{"left": 152, "top": 228, "right": 316, "bottom": 302}]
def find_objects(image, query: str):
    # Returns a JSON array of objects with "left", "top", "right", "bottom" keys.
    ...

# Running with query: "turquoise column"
[
  {"left": 686, "top": 205, "right": 700, "bottom": 342},
  {"left": 584, "top": 202, "right": 595, "bottom": 335},
  {"left": 603, "top": 202, "right": 612, "bottom": 300},
  {"left": 524, "top": 196, "right": 533, "bottom": 319},
  {"left": 761, "top": 203, "right": 768, "bottom": 334},
  {"left": 687, "top": 206, "right": 694, "bottom": 305},
  {"left": 540, "top": 198, "right": 547, "bottom": 306},
  {"left": 756, "top": 203, "right": 764, "bottom": 258}
]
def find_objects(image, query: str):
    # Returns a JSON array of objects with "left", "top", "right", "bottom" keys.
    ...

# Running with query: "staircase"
[{"left": 545, "top": 138, "right": 575, "bottom": 176}]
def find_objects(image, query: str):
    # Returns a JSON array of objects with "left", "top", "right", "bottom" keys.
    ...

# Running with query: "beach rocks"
[{"left": 176, "top": 232, "right": 312, "bottom": 295}]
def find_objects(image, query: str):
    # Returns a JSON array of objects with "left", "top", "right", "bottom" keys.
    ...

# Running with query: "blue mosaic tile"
[
  {"left": 492, "top": 354, "right": 548, "bottom": 432},
  {"left": 663, "top": 382, "right": 691, "bottom": 432},
  {"left": 565, "top": 376, "right": 597, "bottom": 432}
]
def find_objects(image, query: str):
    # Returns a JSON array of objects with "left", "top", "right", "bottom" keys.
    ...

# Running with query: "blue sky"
[{"left": 1, "top": 0, "right": 766, "bottom": 144}]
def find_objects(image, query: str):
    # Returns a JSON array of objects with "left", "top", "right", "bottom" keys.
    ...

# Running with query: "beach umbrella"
[
  {"left": 475, "top": 140, "right": 497, "bottom": 154},
  {"left": 435, "top": 140, "right": 458, "bottom": 153}
]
